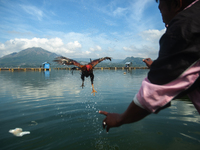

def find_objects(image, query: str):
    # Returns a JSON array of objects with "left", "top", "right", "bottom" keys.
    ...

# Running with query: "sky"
[{"left": 0, "top": 0, "right": 166, "bottom": 59}]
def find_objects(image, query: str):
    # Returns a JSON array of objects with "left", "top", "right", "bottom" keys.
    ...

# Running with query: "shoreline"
[{"left": 0, "top": 67, "right": 148, "bottom": 72}]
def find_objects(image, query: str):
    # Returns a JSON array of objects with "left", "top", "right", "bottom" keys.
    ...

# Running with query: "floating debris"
[
  {"left": 9, "top": 128, "right": 30, "bottom": 137},
  {"left": 29, "top": 121, "right": 38, "bottom": 126}
]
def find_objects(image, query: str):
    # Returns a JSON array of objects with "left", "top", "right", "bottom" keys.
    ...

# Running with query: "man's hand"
[
  {"left": 143, "top": 58, "right": 153, "bottom": 68},
  {"left": 99, "top": 111, "right": 122, "bottom": 132},
  {"left": 99, "top": 101, "right": 150, "bottom": 132}
]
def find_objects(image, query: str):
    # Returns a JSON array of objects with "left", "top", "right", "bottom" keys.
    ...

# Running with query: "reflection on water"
[{"left": 0, "top": 69, "right": 200, "bottom": 150}]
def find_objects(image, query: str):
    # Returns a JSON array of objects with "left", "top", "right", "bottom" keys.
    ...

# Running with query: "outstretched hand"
[
  {"left": 99, "top": 111, "right": 122, "bottom": 132},
  {"left": 99, "top": 102, "right": 150, "bottom": 133},
  {"left": 143, "top": 58, "right": 153, "bottom": 68}
]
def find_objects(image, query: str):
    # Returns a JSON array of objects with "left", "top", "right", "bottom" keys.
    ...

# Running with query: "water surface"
[{"left": 0, "top": 69, "right": 200, "bottom": 150}]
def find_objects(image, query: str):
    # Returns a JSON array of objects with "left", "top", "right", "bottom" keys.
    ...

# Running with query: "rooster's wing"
[
  {"left": 53, "top": 56, "right": 83, "bottom": 67},
  {"left": 89, "top": 57, "right": 111, "bottom": 68}
]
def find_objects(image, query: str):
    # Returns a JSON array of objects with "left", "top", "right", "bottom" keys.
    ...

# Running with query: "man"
[{"left": 99, "top": 0, "right": 200, "bottom": 132}]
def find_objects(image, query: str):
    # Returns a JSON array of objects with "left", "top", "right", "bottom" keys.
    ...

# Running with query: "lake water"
[{"left": 0, "top": 69, "right": 200, "bottom": 150}]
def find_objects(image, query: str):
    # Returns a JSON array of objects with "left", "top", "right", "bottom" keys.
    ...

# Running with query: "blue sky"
[{"left": 0, "top": 0, "right": 166, "bottom": 59}]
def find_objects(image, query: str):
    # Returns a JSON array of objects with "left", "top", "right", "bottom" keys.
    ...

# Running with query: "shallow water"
[{"left": 0, "top": 69, "right": 200, "bottom": 150}]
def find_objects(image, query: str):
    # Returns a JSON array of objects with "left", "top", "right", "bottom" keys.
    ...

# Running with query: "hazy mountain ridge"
[
  {"left": 0, "top": 47, "right": 59, "bottom": 67},
  {"left": 0, "top": 47, "right": 146, "bottom": 68}
]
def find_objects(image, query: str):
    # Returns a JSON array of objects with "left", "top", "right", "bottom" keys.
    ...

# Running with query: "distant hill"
[
  {"left": 0, "top": 47, "right": 146, "bottom": 68},
  {"left": 121, "top": 56, "right": 145, "bottom": 67},
  {"left": 0, "top": 47, "right": 59, "bottom": 68}
]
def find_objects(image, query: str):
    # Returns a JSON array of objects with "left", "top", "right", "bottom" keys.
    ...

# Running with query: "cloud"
[
  {"left": 90, "top": 45, "right": 102, "bottom": 52},
  {"left": 140, "top": 29, "right": 166, "bottom": 42},
  {"left": 125, "top": 0, "right": 158, "bottom": 33},
  {"left": 0, "top": 26, "right": 165, "bottom": 59},
  {"left": 0, "top": 37, "right": 82, "bottom": 57},
  {"left": 67, "top": 41, "right": 82, "bottom": 50},
  {"left": 123, "top": 44, "right": 157, "bottom": 59},
  {"left": 123, "top": 46, "right": 135, "bottom": 52},
  {"left": 104, "top": 19, "right": 118, "bottom": 26},
  {"left": 130, "top": 0, "right": 152, "bottom": 20},
  {"left": 121, "top": 28, "right": 165, "bottom": 59},
  {"left": 20, "top": 5, "right": 44, "bottom": 21},
  {"left": 84, "top": 51, "right": 91, "bottom": 55},
  {"left": 113, "top": 7, "right": 128, "bottom": 17}
]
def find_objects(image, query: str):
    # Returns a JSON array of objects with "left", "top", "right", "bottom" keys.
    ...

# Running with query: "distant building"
[
  {"left": 42, "top": 62, "right": 51, "bottom": 70},
  {"left": 125, "top": 62, "right": 132, "bottom": 67}
]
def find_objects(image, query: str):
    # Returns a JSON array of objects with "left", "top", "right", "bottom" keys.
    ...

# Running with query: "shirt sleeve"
[
  {"left": 133, "top": 94, "right": 144, "bottom": 109},
  {"left": 135, "top": 60, "right": 200, "bottom": 113}
]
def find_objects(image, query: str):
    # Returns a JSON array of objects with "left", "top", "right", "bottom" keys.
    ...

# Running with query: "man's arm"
[{"left": 99, "top": 101, "right": 150, "bottom": 132}]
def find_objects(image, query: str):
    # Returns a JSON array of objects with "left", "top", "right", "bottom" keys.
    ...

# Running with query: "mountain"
[
  {"left": 0, "top": 47, "right": 146, "bottom": 68},
  {"left": 121, "top": 56, "right": 145, "bottom": 67},
  {"left": 0, "top": 47, "right": 59, "bottom": 68}
]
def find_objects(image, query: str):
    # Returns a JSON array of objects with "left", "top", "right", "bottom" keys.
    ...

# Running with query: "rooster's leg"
[
  {"left": 81, "top": 74, "right": 85, "bottom": 88},
  {"left": 81, "top": 82, "right": 84, "bottom": 88},
  {"left": 91, "top": 84, "right": 97, "bottom": 96},
  {"left": 90, "top": 73, "right": 97, "bottom": 96}
]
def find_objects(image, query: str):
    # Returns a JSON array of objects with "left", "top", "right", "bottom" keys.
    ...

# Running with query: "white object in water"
[{"left": 9, "top": 128, "right": 30, "bottom": 137}]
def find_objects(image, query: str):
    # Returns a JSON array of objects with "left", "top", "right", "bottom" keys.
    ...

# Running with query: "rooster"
[{"left": 53, "top": 56, "right": 111, "bottom": 96}]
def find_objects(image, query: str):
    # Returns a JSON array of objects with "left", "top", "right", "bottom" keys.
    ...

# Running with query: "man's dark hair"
[
  {"left": 155, "top": 0, "right": 196, "bottom": 10},
  {"left": 155, "top": 0, "right": 175, "bottom": 9},
  {"left": 156, "top": 0, "right": 195, "bottom": 1}
]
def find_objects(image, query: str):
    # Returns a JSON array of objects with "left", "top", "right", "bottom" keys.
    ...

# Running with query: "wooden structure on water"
[
  {"left": 54, "top": 67, "right": 147, "bottom": 70},
  {"left": 0, "top": 68, "right": 51, "bottom": 72},
  {"left": 0, "top": 67, "right": 147, "bottom": 72}
]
